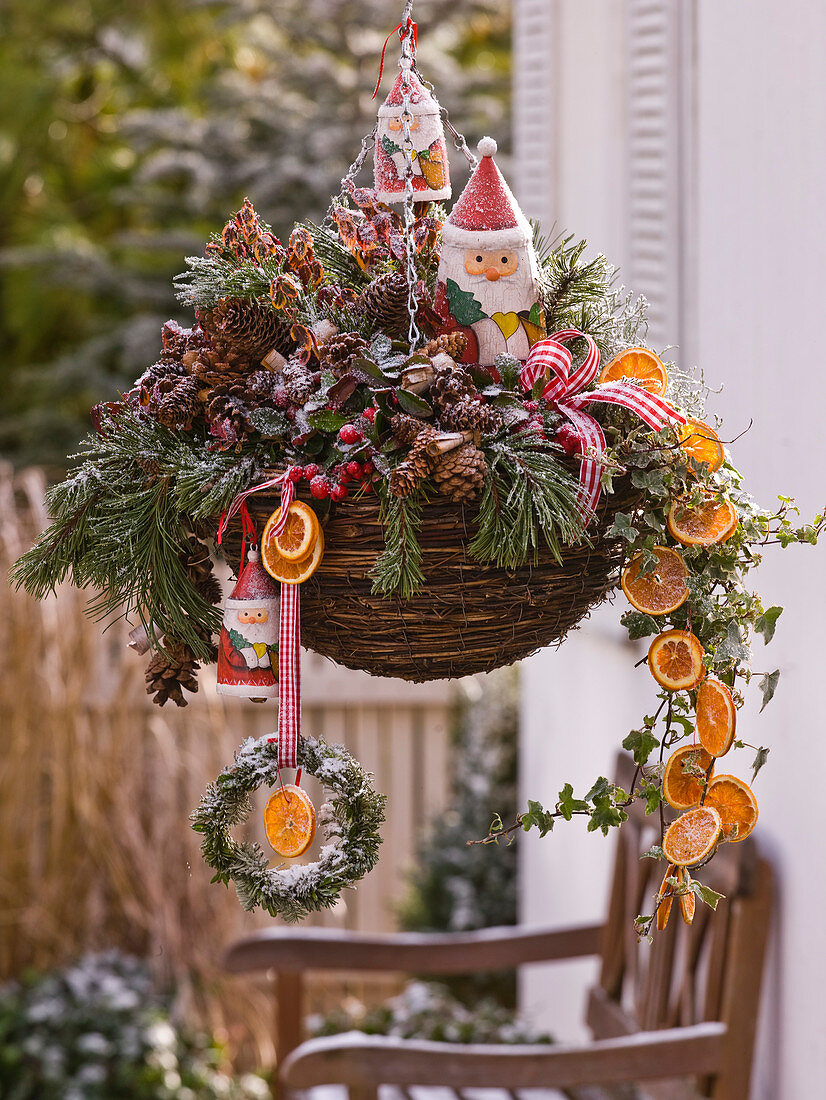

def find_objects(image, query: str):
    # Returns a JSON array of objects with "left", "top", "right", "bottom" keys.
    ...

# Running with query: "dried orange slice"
[
  {"left": 621, "top": 546, "right": 689, "bottom": 615},
  {"left": 656, "top": 863, "right": 677, "bottom": 931},
  {"left": 648, "top": 630, "right": 705, "bottom": 691},
  {"left": 264, "top": 784, "right": 317, "bottom": 858},
  {"left": 695, "top": 679, "right": 736, "bottom": 757},
  {"left": 666, "top": 496, "right": 738, "bottom": 547},
  {"left": 262, "top": 526, "right": 324, "bottom": 585},
  {"left": 662, "top": 744, "right": 714, "bottom": 810},
  {"left": 599, "top": 347, "right": 668, "bottom": 396},
  {"left": 264, "top": 501, "right": 320, "bottom": 562},
  {"left": 678, "top": 867, "right": 696, "bottom": 925},
  {"left": 679, "top": 419, "right": 724, "bottom": 474},
  {"left": 705, "top": 774, "right": 759, "bottom": 842},
  {"left": 663, "top": 805, "right": 722, "bottom": 867}
]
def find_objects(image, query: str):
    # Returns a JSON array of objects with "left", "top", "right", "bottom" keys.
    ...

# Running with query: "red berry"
[
  {"left": 555, "top": 424, "right": 579, "bottom": 455},
  {"left": 338, "top": 424, "right": 362, "bottom": 444},
  {"left": 310, "top": 476, "right": 330, "bottom": 499},
  {"left": 363, "top": 407, "right": 377, "bottom": 423},
  {"left": 331, "top": 483, "right": 349, "bottom": 502},
  {"left": 286, "top": 407, "right": 297, "bottom": 421},
  {"left": 362, "top": 460, "right": 374, "bottom": 475},
  {"left": 287, "top": 466, "right": 303, "bottom": 482},
  {"left": 523, "top": 400, "right": 540, "bottom": 413},
  {"left": 339, "top": 470, "right": 352, "bottom": 484},
  {"left": 346, "top": 461, "right": 363, "bottom": 480},
  {"left": 302, "top": 463, "right": 320, "bottom": 481},
  {"left": 273, "top": 388, "right": 288, "bottom": 409}
]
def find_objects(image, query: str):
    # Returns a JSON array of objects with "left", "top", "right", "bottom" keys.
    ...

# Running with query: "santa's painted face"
[
  {"left": 378, "top": 110, "right": 444, "bottom": 157},
  {"left": 237, "top": 607, "right": 269, "bottom": 624},
  {"left": 464, "top": 250, "right": 519, "bottom": 281}
]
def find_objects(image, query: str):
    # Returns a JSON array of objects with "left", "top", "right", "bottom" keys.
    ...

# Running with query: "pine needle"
[{"left": 369, "top": 485, "right": 426, "bottom": 600}]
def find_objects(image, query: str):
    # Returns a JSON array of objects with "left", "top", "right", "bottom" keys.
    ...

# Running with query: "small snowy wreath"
[{"left": 191, "top": 735, "right": 385, "bottom": 922}]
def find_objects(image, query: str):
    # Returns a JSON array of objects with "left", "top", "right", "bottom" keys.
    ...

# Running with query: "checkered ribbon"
[
  {"left": 520, "top": 330, "right": 687, "bottom": 518},
  {"left": 218, "top": 467, "right": 303, "bottom": 770}
]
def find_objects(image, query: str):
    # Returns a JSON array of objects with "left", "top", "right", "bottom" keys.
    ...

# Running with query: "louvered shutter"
[
  {"left": 625, "top": 0, "right": 695, "bottom": 359},
  {"left": 513, "top": 0, "right": 557, "bottom": 226}
]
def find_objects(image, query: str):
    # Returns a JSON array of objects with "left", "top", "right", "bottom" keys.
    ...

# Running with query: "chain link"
[
  {"left": 398, "top": 10, "right": 421, "bottom": 351},
  {"left": 322, "top": 126, "right": 377, "bottom": 231}
]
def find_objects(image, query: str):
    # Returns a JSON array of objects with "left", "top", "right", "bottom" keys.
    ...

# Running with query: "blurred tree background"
[{"left": 0, "top": 0, "right": 511, "bottom": 471}]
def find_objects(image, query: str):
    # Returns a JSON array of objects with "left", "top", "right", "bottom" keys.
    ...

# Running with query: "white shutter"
[
  {"left": 513, "top": 0, "right": 559, "bottom": 227},
  {"left": 625, "top": 0, "right": 695, "bottom": 360}
]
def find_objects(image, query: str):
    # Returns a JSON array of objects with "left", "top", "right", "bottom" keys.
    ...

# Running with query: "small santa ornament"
[
  {"left": 217, "top": 549, "right": 279, "bottom": 700},
  {"left": 374, "top": 63, "right": 451, "bottom": 205},
  {"left": 434, "top": 137, "right": 545, "bottom": 366}
]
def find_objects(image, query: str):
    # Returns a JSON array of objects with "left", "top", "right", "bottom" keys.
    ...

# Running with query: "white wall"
[{"left": 516, "top": 2, "right": 826, "bottom": 1094}]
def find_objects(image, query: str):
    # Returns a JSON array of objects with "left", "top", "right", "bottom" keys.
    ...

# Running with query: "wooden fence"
[{"left": 0, "top": 465, "right": 455, "bottom": 1065}]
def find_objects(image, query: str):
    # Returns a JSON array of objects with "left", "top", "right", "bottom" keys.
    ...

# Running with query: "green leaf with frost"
[
  {"left": 755, "top": 605, "right": 783, "bottom": 644},
  {"left": 751, "top": 746, "right": 770, "bottom": 780},
  {"left": 758, "top": 669, "right": 780, "bottom": 712},
  {"left": 622, "top": 728, "right": 659, "bottom": 765}
]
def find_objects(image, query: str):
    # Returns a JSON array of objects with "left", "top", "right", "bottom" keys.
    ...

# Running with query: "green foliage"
[
  {"left": 0, "top": 952, "right": 269, "bottom": 1099},
  {"left": 369, "top": 486, "right": 426, "bottom": 600}
]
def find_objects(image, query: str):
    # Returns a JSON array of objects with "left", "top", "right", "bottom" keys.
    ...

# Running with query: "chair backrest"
[{"left": 589, "top": 753, "right": 773, "bottom": 1099}]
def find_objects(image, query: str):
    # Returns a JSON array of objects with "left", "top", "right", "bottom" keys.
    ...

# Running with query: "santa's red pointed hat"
[
  {"left": 224, "top": 549, "right": 279, "bottom": 612},
  {"left": 442, "top": 137, "right": 533, "bottom": 252},
  {"left": 377, "top": 68, "right": 441, "bottom": 118}
]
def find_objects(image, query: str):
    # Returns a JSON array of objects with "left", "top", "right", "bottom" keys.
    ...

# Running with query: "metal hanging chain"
[
  {"left": 412, "top": 66, "right": 478, "bottom": 170},
  {"left": 322, "top": 126, "right": 377, "bottom": 230},
  {"left": 397, "top": 0, "right": 421, "bottom": 350}
]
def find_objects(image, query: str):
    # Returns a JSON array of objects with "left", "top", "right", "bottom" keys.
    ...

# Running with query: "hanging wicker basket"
[{"left": 221, "top": 477, "right": 639, "bottom": 682}]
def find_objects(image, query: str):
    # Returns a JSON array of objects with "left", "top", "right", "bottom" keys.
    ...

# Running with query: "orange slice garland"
[
  {"left": 648, "top": 630, "right": 705, "bottom": 691},
  {"left": 662, "top": 805, "right": 722, "bottom": 867},
  {"left": 262, "top": 525, "right": 325, "bottom": 584},
  {"left": 695, "top": 679, "right": 737, "bottom": 757},
  {"left": 621, "top": 546, "right": 689, "bottom": 616},
  {"left": 705, "top": 774, "right": 759, "bottom": 842},
  {"left": 662, "top": 744, "right": 714, "bottom": 810},
  {"left": 599, "top": 347, "right": 668, "bottom": 396},
  {"left": 679, "top": 418, "right": 725, "bottom": 474},
  {"left": 266, "top": 500, "right": 320, "bottom": 562},
  {"left": 667, "top": 496, "right": 738, "bottom": 546},
  {"left": 656, "top": 863, "right": 677, "bottom": 931},
  {"left": 264, "top": 784, "right": 317, "bottom": 858}
]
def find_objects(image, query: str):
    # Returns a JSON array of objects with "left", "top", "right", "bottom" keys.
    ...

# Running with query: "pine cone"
[
  {"left": 199, "top": 298, "right": 293, "bottom": 360},
  {"left": 431, "top": 360, "right": 476, "bottom": 408},
  {"left": 152, "top": 376, "right": 206, "bottom": 430},
  {"left": 182, "top": 339, "right": 253, "bottom": 385},
  {"left": 423, "top": 332, "right": 468, "bottom": 360},
  {"left": 181, "top": 536, "right": 222, "bottom": 608},
  {"left": 389, "top": 425, "right": 440, "bottom": 497},
  {"left": 283, "top": 358, "right": 318, "bottom": 405},
  {"left": 206, "top": 381, "right": 251, "bottom": 437},
  {"left": 390, "top": 412, "right": 425, "bottom": 444},
  {"left": 439, "top": 397, "right": 503, "bottom": 436},
  {"left": 159, "top": 320, "right": 207, "bottom": 365},
  {"left": 145, "top": 636, "right": 200, "bottom": 707},
  {"left": 433, "top": 443, "right": 488, "bottom": 503},
  {"left": 357, "top": 272, "right": 409, "bottom": 337},
  {"left": 319, "top": 331, "right": 370, "bottom": 378}
]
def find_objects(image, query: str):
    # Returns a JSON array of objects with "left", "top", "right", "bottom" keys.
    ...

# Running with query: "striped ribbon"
[
  {"left": 520, "top": 330, "right": 687, "bottom": 518},
  {"left": 219, "top": 467, "right": 302, "bottom": 770}
]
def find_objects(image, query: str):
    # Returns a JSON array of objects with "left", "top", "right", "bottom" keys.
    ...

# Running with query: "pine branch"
[
  {"left": 470, "top": 434, "right": 584, "bottom": 569},
  {"left": 369, "top": 484, "right": 426, "bottom": 600},
  {"left": 173, "top": 253, "right": 285, "bottom": 311},
  {"left": 301, "top": 220, "right": 373, "bottom": 289}
]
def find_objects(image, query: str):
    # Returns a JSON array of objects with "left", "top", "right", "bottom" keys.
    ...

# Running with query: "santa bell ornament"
[
  {"left": 374, "top": 64, "right": 451, "bottom": 205},
  {"left": 435, "top": 137, "right": 545, "bottom": 366},
  {"left": 216, "top": 549, "right": 279, "bottom": 700}
]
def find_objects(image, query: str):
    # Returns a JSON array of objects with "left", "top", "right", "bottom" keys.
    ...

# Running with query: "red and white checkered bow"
[
  {"left": 219, "top": 467, "right": 303, "bottom": 769},
  {"left": 520, "top": 330, "right": 687, "bottom": 519}
]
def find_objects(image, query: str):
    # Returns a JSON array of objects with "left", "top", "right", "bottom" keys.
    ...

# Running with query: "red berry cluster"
[{"left": 284, "top": 422, "right": 376, "bottom": 502}]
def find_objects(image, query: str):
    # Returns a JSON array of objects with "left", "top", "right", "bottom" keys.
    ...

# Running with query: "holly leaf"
[
  {"left": 396, "top": 389, "right": 433, "bottom": 417},
  {"left": 350, "top": 357, "right": 399, "bottom": 385},
  {"left": 755, "top": 605, "right": 783, "bottom": 644},
  {"left": 751, "top": 745, "right": 770, "bottom": 780},
  {"left": 247, "top": 408, "right": 289, "bottom": 437},
  {"left": 446, "top": 278, "right": 485, "bottom": 326},
  {"left": 690, "top": 881, "right": 725, "bottom": 910},
  {"left": 622, "top": 728, "right": 659, "bottom": 766},
  {"left": 758, "top": 669, "right": 780, "bottom": 712},
  {"left": 607, "top": 511, "right": 638, "bottom": 542},
  {"left": 326, "top": 374, "right": 358, "bottom": 407},
  {"left": 521, "top": 799, "right": 555, "bottom": 837},
  {"left": 307, "top": 410, "right": 350, "bottom": 433}
]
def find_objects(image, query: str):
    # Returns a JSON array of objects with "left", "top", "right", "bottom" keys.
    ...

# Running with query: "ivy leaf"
[
  {"left": 751, "top": 746, "right": 770, "bottom": 780},
  {"left": 690, "top": 881, "right": 725, "bottom": 910},
  {"left": 639, "top": 779, "right": 662, "bottom": 815},
  {"left": 621, "top": 611, "right": 660, "bottom": 640},
  {"left": 717, "top": 621, "right": 751, "bottom": 664},
  {"left": 622, "top": 727, "right": 659, "bottom": 765},
  {"left": 247, "top": 408, "right": 289, "bottom": 437},
  {"left": 755, "top": 605, "right": 783, "bottom": 644},
  {"left": 758, "top": 669, "right": 780, "bottom": 712},
  {"left": 557, "top": 783, "right": 588, "bottom": 821},
  {"left": 630, "top": 466, "right": 668, "bottom": 496},
  {"left": 396, "top": 389, "right": 433, "bottom": 417},
  {"left": 642, "top": 844, "right": 665, "bottom": 860},
  {"left": 521, "top": 799, "right": 555, "bottom": 837},
  {"left": 606, "top": 512, "right": 638, "bottom": 542}
]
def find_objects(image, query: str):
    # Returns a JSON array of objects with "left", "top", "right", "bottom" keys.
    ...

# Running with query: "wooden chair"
[{"left": 224, "top": 754, "right": 773, "bottom": 1099}]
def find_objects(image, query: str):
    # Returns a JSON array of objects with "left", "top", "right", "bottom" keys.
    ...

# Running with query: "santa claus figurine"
[
  {"left": 373, "top": 62, "right": 451, "bottom": 205},
  {"left": 434, "top": 137, "right": 545, "bottom": 366},
  {"left": 216, "top": 549, "right": 279, "bottom": 700}
]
